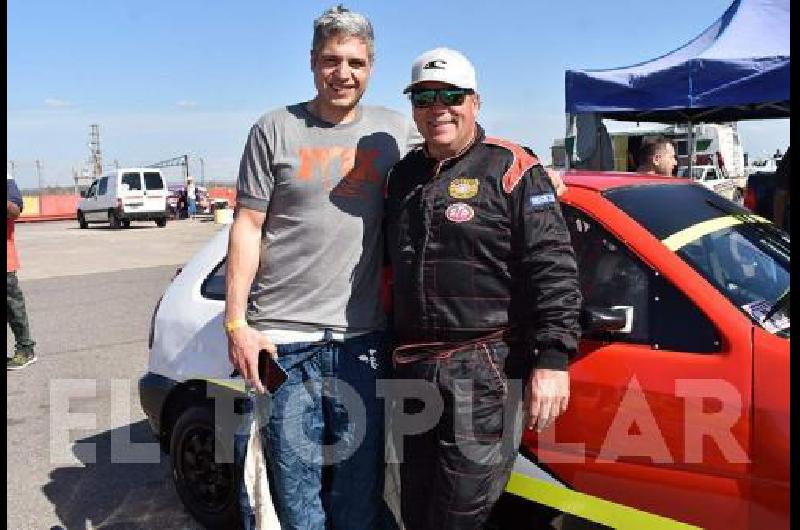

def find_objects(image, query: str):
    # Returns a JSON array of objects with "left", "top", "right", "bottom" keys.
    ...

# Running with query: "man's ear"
[{"left": 474, "top": 93, "right": 481, "bottom": 112}]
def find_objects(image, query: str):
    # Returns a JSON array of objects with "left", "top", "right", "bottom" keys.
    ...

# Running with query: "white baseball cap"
[{"left": 404, "top": 47, "right": 477, "bottom": 93}]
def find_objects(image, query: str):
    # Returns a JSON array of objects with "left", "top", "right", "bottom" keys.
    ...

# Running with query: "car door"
[
  {"left": 528, "top": 196, "right": 753, "bottom": 529},
  {"left": 82, "top": 180, "right": 100, "bottom": 220},
  {"left": 142, "top": 171, "right": 166, "bottom": 213}
]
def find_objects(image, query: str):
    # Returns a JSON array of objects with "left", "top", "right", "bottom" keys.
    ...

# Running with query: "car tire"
[
  {"left": 155, "top": 217, "right": 167, "bottom": 228},
  {"left": 169, "top": 405, "right": 241, "bottom": 530},
  {"left": 121, "top": 219, "right": 131, "bottom": 228},
  {"left": 78, "top": 211, "right": 88, "bottom": 229},
  {"left": 109, "top": 210, "right": 121, "bottom": 229}
]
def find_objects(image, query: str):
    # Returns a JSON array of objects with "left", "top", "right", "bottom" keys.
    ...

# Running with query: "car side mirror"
[{"left": 580, "top": 305, "right": 631, "bottom": 333}]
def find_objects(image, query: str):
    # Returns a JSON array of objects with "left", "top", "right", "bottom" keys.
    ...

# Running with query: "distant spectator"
[
  {"left": 773, "top": 147, "right": 790, "bottom": 231},
  {"left": 637, "top": 136, "right": 677, "bottom": 176},
  {"left": 186, "top": 176, "right": 197, "bottom": 219},
  {"left": 7, "top": 173, "right": 37, "bottom": 370}
]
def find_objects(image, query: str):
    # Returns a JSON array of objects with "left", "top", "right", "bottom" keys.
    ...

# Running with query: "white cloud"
[
  {"left": 44, "top": 98, "right": 74, "bottom": 108},
  {"left": 176, "top": 100, "right": 199, "bottom": 108}
]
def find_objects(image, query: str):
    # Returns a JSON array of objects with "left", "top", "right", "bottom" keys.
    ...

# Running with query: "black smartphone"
[{"left": 258, "top": 349, "right": 288, "bottom": 393}]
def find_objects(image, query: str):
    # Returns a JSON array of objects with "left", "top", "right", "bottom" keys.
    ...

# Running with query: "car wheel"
[
  {"left": 155, "top": 217, "right": 167, "bottom": 227},
  {"left": 170, "top": 405, "right": 241, "bottom": 529},
  {"left": 78, "top": 211, "right": 88, "bottom": 229},
  {"left": 109, "top": 210, "right": 121, "bottom": 229},
  {"left": 121, "top": 219, "right": 131, "bottom": 228}
]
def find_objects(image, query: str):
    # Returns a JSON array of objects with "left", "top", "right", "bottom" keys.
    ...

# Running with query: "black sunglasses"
[{"left": 409, "top": 88, "right": 473, "bottom": 108}]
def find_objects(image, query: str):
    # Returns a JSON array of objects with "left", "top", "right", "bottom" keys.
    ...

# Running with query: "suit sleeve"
[
  {"left": 511, "top": 164, "right": 582, "bottom": 370},
  {"left": 7, "top": 180, "right": 23, "bottom": 209}
]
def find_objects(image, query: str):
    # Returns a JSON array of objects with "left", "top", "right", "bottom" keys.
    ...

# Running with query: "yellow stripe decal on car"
[
  {"left": 505, "top": 472, "right": 701, "bottom": 529},
  {"left": 662, "top": 215, "right": 769, "bottom": 251},
  {"left": 205, "top": 378, "right": 247, "bottom": 393}
]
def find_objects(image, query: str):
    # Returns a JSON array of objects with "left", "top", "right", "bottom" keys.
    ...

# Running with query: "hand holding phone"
[{"left": 259, "top": 349, "right": 288, "bottom": 394}]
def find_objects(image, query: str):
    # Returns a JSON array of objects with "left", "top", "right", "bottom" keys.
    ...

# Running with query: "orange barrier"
[
  {"left": 208, "top": 187, "right": 237, "bottom": 208},
  {"left": 40, "top": 195, "right": 78, "bottom": 216},
  {"left": 19, "top": 194, "right": 77, "bottom": 222}
]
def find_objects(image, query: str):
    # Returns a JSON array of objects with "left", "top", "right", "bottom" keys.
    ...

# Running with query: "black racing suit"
[{"left": 384, "top": 125, "right": 581, "bottom": 530}]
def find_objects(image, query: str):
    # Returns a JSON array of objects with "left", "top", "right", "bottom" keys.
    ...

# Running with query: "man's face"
[
  {"left": 411, "top": 81, "right": 480, "bottom": 158},
  {"left": 654, "top": 143, "right": 677, "bottom": 176},
  {"left": 310, "top": 35, "right": 372, "bottom": 113}
]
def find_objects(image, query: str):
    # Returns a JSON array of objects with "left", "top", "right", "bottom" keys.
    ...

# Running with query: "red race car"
[{"left": 492, "top": 171, "right": 789, "bottom": 530}]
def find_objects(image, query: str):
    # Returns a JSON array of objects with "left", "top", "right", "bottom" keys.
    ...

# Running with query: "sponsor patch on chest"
[
  {"left": 445, "top": 202, "right": 475, "bottom": 223},
  {"left": 448, "top": 178, "right": 479, "bottom": 199},
  {"left": 527, "top": 192, "right": 556, "bottom": 212}
]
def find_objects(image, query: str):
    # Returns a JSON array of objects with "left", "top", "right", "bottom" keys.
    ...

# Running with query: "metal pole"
[
  {"left": 184, "top": 154, "right": 189, "bottom": 183},
  {"left": 35, "top": 159, "right": 42, "bottom": 197},
  {"left": 199, "top": 157, "right": 205, "bottom": 186}
]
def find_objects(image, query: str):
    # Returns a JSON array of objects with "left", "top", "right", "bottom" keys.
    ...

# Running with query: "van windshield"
[
  {"left": 122, "top": 172, "right": 142, "bottom": 191},
  {"left": 144, "top": 172, "right": 164, "bottom": 190}
]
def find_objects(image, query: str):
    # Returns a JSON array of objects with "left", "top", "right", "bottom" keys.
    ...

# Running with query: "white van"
[{"left": 77, "top": 168, "right": 168, "bottom": 228}]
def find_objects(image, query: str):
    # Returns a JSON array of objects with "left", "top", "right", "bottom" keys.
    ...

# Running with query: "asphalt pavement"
[{"left": 7, "top": 218, "right": 225, "bottom": 529}]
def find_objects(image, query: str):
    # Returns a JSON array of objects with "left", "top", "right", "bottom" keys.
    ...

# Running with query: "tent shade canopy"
[{"left": 565, "top": 0, "right": 789, "bottom": 123}]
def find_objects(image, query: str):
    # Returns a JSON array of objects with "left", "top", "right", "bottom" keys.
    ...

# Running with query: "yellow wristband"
[{"left": 224, "top": 319, "right": 248, "bottom": 333}]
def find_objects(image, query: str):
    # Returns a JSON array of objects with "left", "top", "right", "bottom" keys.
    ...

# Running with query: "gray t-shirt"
[{"left": 237, "top": 103, "right": 419, "bottom": 333}]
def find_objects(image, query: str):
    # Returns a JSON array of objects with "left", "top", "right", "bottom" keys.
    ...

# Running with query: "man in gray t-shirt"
[{"left": 225, "top": 6, "right": 416, "bottom": 530}]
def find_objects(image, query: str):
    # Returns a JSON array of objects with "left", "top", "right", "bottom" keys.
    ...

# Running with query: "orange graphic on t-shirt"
[{"left": 297, "top": 147, "right": 382, "bottom": 196}]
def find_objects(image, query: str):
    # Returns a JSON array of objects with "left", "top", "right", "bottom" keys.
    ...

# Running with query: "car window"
[
  {"left": 143, "top": 172, "right": 164, "bottom": 190},
  {"left": 563, "top": 204, "right": 721, "bottom": 353},
  {"left": 705, "top": 169, "right": 717, "bottom": 180},
  {"left": 201, "top": 260, "right": 227, "bottom": 300},
  {"left": 98, "top": 176, "right": 109, "bottom": 195},
  {"left": 122, "top": 172, "right": 142, "bottom": 191},
  {"left": 86, "top": 181, "right": 98, "bottom": 198}
]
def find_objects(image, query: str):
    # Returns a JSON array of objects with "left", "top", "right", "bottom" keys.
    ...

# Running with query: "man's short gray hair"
[{"left": 312, "top": 5, "right": 375, "bottom": 62}]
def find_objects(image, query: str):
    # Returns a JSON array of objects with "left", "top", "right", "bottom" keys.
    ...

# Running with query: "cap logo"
[{"left": 423, "top": 60, "right": 447, "bottom": 70}]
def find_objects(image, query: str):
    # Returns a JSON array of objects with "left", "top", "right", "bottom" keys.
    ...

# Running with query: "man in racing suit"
[{"left": 385, "top": 47, "right": 582, "bottom": 529}]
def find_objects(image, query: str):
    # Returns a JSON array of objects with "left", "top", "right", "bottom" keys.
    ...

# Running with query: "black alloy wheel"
[{"left": 170, "top": 405, "right": 240, "bottom": 529}]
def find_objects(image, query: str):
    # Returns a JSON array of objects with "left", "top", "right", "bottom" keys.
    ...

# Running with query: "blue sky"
[{"left": 7, "top": 0, "right": 789, "bottom": 188}]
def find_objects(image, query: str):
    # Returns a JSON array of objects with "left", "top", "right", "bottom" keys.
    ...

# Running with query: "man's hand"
[
  {"left": 545, "top": 168, "right": 567, "bottom": 197},
  {"left": 7, "top": 200, "right": 21, "bottom": 220},
  {"left": 525, "top": 368, "right": 570, "bottom": 432},
  {"left": 227, "top": 325, "right": 278, "bottom": 394}
]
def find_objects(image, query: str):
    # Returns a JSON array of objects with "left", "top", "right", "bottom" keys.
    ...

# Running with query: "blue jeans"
[
  {"left": 187, "top": 197, "right": 197, "bottom": 217},
  {"left": 239, "top": 329, "right": 395, "bottom": 530}
]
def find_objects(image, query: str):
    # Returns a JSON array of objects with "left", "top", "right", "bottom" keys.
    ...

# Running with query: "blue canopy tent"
[
  {"left": 563, "top": 0, "right": 789, "bottom": 171},
  {"left": 565, "top": 0, "right": 789, "bottom": 123}
]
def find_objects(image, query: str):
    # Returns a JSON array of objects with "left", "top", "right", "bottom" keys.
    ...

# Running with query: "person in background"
[
  {"left": 385, "top": 47, "right": 582, "bottom": 530},
  {"left": 186, "top": 176, "right": 197, "bottom": 219},
  {"left": 772, "top": 146, "right": 790, "bottom": 231},
  {"left": 636, "top": 136, "right": 678, "bottom": 176},
  {"left": 7, "top": 172, "right": 37, "bottom": 370}
]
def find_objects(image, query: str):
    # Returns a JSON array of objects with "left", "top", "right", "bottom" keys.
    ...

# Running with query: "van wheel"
[
  {"left": 170, "top": 405, "right": 241, "bottom": 529},
  {"left": 78, "top": 211, "right": 88, "bottom": 229},
  {"left": 155, "top": 217, "right": 167, "bottom": 228},
  {"left": 109, "top": 210, "right": 121, "bottom": 229}
]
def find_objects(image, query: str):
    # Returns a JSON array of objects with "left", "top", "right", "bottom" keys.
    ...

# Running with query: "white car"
[
  {"left": 677, "top": 165, "right": 741, "bottom": 202},
  {"left": 77, "top": 167, "right": 169, "bottom": 228}
]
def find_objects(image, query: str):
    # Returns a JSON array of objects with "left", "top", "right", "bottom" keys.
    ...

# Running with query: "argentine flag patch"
[{"left": 527, "top": 192, "right": 556, "bottom": 212}]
